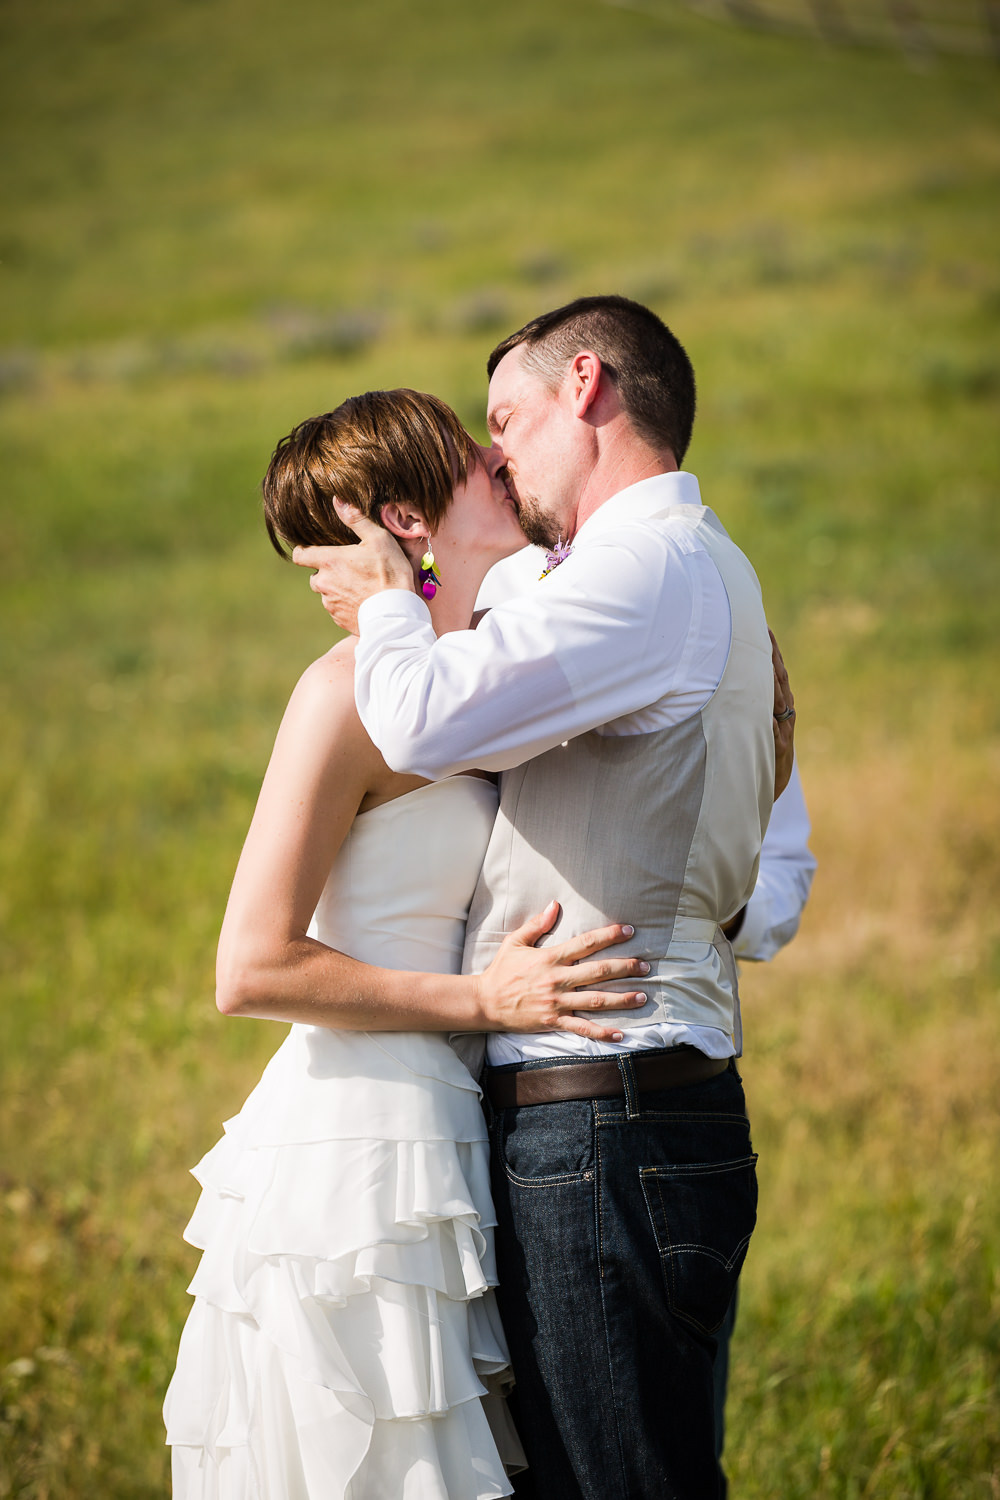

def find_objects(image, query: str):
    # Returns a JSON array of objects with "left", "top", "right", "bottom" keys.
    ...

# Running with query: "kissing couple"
[{"left": 165, "top": 294, "right": 799, "bottom": 1499}]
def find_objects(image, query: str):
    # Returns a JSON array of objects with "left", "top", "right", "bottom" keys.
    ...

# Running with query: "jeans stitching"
[
  {"left": 654, "top": 1174, "right": 679, "bottom": 1315},
  {"left": 639, "top": 1155, "right": 757, "bottom": 1179},
  {"left": 618, "top": 1054, "right": 640, "bottom": 1119},
  {"left": 646, "top": 1161, "right": 757, "bottom": 1335},
  {"left": 598, "top": 1110, "right": 750, "bottom": 1126},
  {"left": 662, "top": 1234, "right": 754, "bottom": 1271},
  {"left": 595, "top": 1124, "right": 631, "bottom": 1498},
  {"left": 502, "top": 1166, "right": 589, "bottom": 1188},
  {"left": 596, "top": 1123, "right": 605, "bottom": 1280}
]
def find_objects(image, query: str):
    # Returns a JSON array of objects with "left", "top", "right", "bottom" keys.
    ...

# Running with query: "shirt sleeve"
[
  {"left": 353, "top": 525, "right": 719, "bottom": 779},
  {"left": 732, "top": 757, "right": 816, "bottom": 962}
]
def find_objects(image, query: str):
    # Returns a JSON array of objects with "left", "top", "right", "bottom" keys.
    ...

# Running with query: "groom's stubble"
[{"left": 510, "top": 489, "right": 562, "bottom": 551}]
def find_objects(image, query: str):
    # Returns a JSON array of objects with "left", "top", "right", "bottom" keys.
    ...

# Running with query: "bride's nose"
[{"left": 481, "top": 443, "right": 506, "bottom": 479}]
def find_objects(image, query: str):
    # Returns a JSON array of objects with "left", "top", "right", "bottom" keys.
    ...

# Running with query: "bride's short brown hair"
[{"left": 262, "top": 388, "right": 480, "bottom": 557}]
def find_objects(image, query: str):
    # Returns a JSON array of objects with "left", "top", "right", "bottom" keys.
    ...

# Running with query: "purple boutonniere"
[{"left": 539, "top": 537, "right": 573, "bottom": 579}]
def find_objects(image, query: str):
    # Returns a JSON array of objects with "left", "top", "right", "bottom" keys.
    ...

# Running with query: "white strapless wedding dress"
[{"left": 164, "top": 776, "right": 524, "bottom": 1498}]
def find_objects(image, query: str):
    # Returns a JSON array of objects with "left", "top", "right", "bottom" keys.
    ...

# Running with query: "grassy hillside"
[{"left": 1, "top": 0, "right": 998, "bottom": 1494}]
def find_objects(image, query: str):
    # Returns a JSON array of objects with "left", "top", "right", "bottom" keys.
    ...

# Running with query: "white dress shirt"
[
  {"left": 731, "top": 758, "right": 815, "bottom": 962},
  {"left": 355, "top": 473, "right": 729, "bottom": 773},
  {"left": 354, "top": 472, "right": 815, "bottom": 1063}
]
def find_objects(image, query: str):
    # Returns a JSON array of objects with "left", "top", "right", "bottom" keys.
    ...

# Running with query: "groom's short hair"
[{"left": 488, "top": 295, "right": 696, "bottom": 465}]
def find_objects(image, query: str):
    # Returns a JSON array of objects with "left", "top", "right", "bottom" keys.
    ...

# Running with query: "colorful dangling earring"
[{"left": 419, "top": 539, "right": 442, "bottom": 600}]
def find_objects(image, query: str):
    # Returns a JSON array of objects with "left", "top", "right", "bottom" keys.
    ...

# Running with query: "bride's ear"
[{"left": 379, "top": 501, "right": 429, "bottom": 546}]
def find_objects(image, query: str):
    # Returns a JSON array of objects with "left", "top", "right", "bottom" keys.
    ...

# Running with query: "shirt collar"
[{"left": 572, "top": 471, "right": 702, "bottom": 547}]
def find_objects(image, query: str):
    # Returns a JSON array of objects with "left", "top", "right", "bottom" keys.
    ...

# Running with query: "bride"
[{"left": 163, "top": 388, "right": 647, "bottom": 1498}]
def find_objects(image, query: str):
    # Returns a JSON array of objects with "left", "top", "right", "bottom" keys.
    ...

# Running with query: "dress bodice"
[
  {"left": 242, "top": 773, "right": 501, "bottom": 1115},
  {"left": 310, "top": 775, "right": 499, "bottom": 973}
]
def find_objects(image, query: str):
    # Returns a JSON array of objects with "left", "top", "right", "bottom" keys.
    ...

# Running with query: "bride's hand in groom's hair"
[
  {"left": 770, "top": 628, "right": 796, "bottom": 800},
  {"left": 293, "top": 502, "right": 415, "bottom": 636},
  {"left": 473, "top": 901, "right": 650, "bottom": 1042}
]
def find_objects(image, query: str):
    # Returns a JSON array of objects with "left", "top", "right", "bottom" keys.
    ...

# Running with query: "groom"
[{"left": 296, "top": 296, "right": 782, "bottom": 1498}]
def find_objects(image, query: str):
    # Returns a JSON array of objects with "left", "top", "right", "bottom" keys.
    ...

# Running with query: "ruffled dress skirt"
[{"left": 164, "top": 1024, "right": 523, "bottom": 1498}]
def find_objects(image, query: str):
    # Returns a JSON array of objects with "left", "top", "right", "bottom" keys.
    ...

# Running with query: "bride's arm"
[{"left": 215, "top": 650, "right": 647, "bottom": 1038}]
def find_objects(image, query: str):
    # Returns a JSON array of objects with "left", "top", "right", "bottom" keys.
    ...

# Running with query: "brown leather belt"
[{"left": 485, "top": 1048, "right": 730, "bottom": 1109}]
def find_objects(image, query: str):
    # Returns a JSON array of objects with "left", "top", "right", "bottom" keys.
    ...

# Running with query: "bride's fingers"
[
  {"left": 558, "top": 1016, "right": 628, "bottom": 1043},
  {"left": 557, "top": 990, "right": 647, "bottom": 1013},
  {"left": 507, "top": 901, "right": 561, "bottom": 949},
  {"left": 558, "top": 955, "right": 650, "bottom": 991},
  {"left": 550, "top": 922, "right": 637, "bottom": 964}
]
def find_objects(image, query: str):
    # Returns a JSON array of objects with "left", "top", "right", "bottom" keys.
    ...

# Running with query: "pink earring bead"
[{"left": 422, "top": 579, "right": 437, "bottom": 599}]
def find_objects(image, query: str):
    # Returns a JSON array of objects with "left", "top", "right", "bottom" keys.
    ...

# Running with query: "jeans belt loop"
[{"left": 617, "top": 1053, "right": 641, "bottom": 1121}]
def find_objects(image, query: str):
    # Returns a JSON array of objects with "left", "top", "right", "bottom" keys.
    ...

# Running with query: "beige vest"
[{"left": 461, "top": 505, "right": 774, "bottom": 1045}]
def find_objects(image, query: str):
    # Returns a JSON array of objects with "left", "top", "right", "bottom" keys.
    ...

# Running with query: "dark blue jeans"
[
  {"left": 713, "top": 1284, "right": 739, "bottom": 1473},
  {"left": 487, "top": 1054, "right": 757, "bottom": 1500}
]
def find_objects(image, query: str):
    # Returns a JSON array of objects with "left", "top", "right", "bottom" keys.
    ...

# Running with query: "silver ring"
[{"left": 774, "top": 705, "right": 796, "bottom": 723}]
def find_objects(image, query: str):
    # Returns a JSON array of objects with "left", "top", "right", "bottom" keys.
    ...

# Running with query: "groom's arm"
[
  {"left": 726, "top": 757, "right": 816, "bottom": 960},
  {"left": 345, "top": 526, "right": 731, "bottom": 777}
]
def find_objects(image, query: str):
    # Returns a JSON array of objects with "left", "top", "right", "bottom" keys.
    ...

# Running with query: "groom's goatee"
[{"left": 516, "top": 497, "right": 561, "bottom": 550}]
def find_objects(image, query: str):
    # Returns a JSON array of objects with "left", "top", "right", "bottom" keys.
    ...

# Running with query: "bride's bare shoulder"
[
  {"left": 302, "top": 635, "right": 357, "bottom": 683},
  {"left": 284, "top": 638, "right": 364, "bottom": 735},
  {"left": 286, "top": 638, "right": 421, "bottom": 806}
]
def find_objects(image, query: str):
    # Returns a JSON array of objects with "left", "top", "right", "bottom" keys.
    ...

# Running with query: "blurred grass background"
[{"left": 1, "top": 0, "right": 998, "bottom": 1494}]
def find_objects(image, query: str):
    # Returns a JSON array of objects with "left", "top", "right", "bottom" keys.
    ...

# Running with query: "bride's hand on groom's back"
[
  {"left": 473, "top": 902, "right": 650, "bottom": 1042},
  {"left": 770, "top": 629, "right": 797, "bottom": 801}
]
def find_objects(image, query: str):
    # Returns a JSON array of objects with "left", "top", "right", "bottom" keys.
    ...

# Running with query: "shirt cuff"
[
  {"left": 731, "top": 892, "right": 774, "bottom": 963},
  {"left": 357, "top": 588, "right": 429, "bottom": 633}
]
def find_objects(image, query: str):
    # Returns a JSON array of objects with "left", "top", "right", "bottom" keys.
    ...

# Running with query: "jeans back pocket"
[{"left": 640, "top": 1154, "right": 758, "bottom": 1335}]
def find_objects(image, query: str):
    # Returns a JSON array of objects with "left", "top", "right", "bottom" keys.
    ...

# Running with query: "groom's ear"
[
  {"left": 567, "top": 350, "right": 605, "bottom": 418},
  {"left": 379, "top": 501, "right": 428, "bottom": 542}
]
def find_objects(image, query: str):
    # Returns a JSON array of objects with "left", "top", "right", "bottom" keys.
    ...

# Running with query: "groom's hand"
[{"left": 293, "top": 504, "right": 415, "bottom": 636}]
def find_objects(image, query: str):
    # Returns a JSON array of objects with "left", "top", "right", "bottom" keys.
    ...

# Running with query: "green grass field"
[{"left": 1, "top": 0, "right": 999, "bottom": 1493}]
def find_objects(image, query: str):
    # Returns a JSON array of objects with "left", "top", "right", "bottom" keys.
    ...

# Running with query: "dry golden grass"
[{"left": 723, "top": 717, "right": 1000, "bottom": 1495}]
